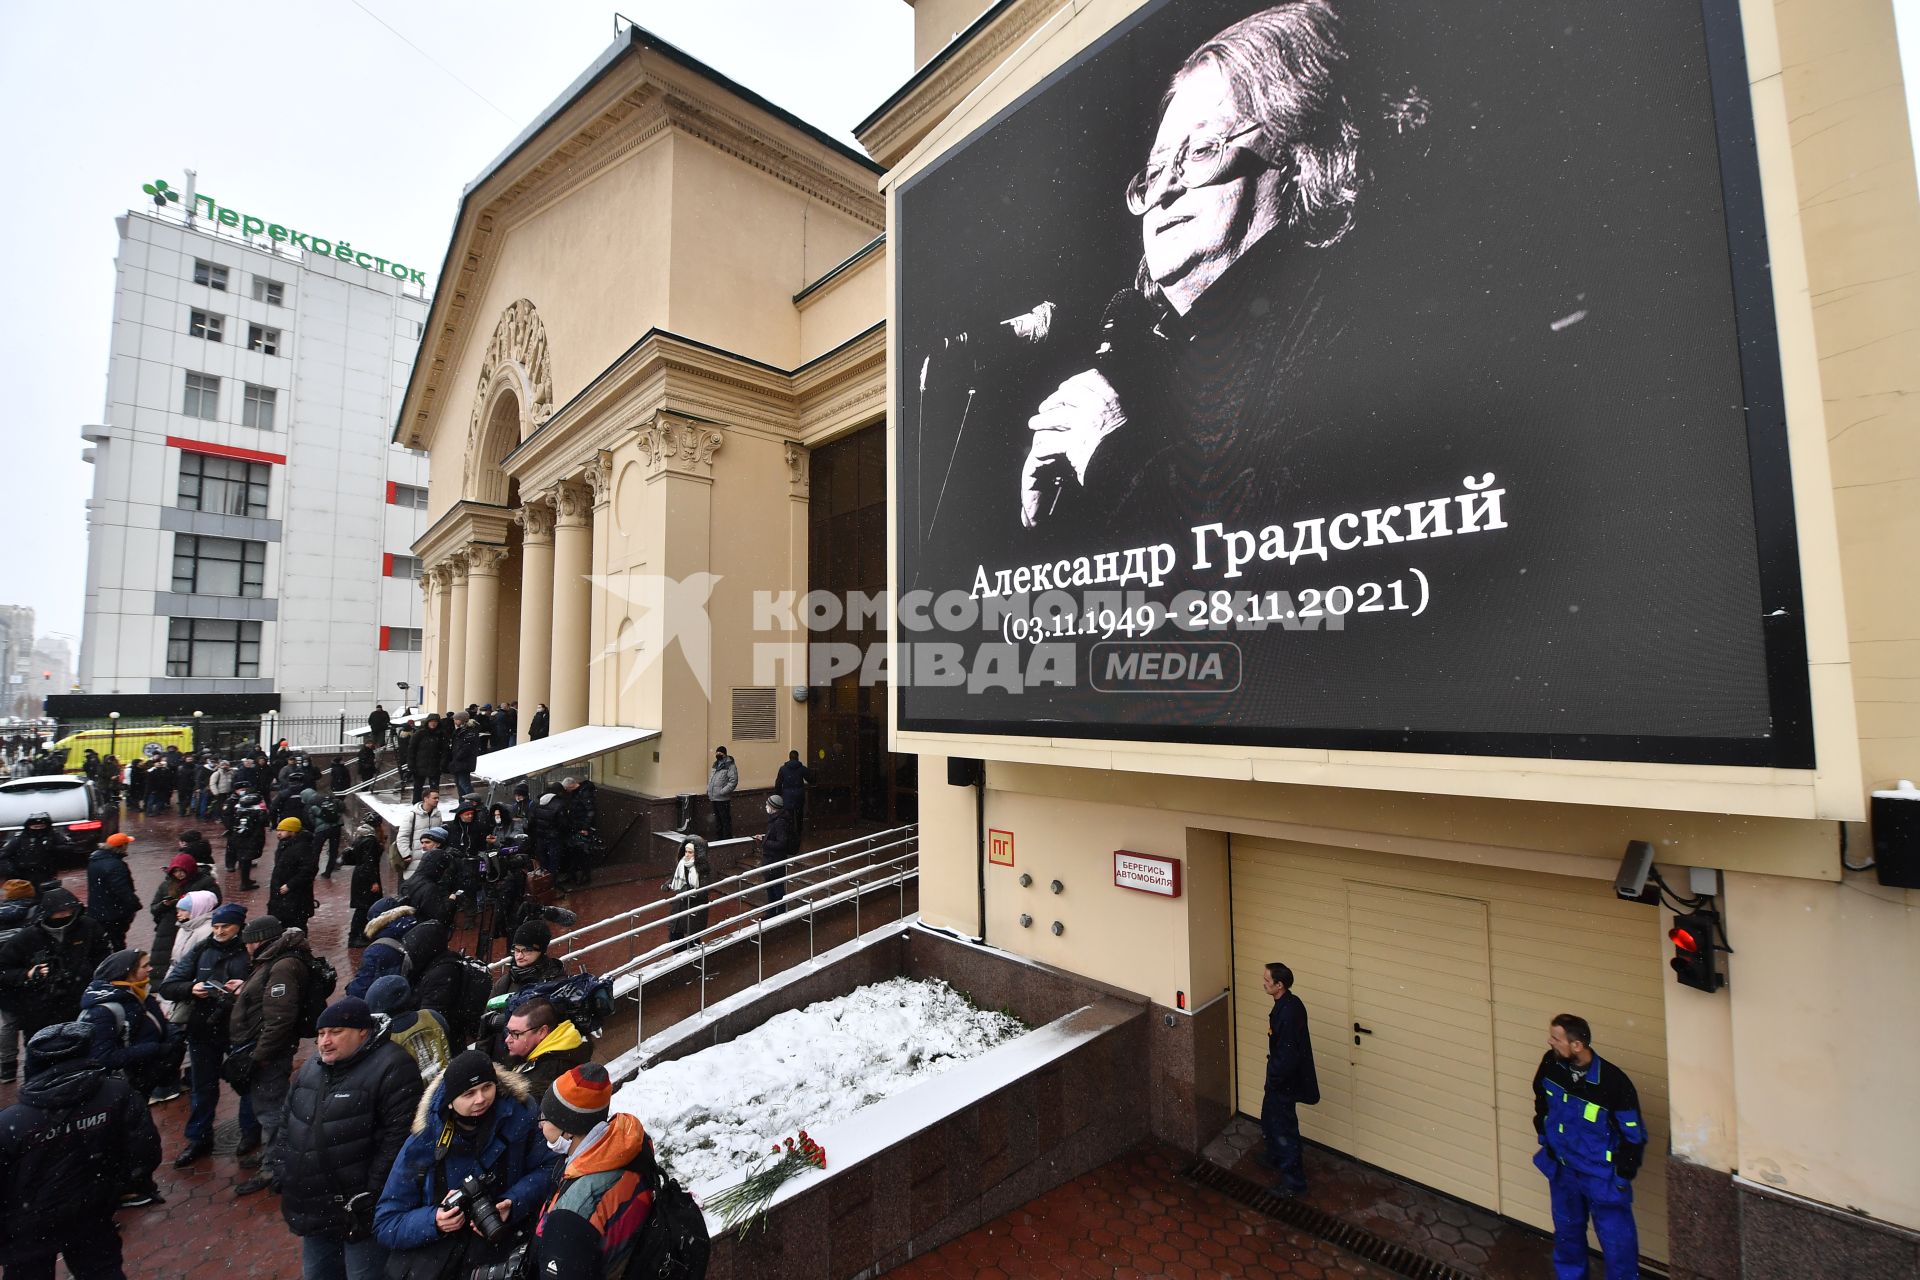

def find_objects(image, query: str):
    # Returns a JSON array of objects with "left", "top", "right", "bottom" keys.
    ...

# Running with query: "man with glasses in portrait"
[{"left": 1019, "top": 1, "right": 1409, "bottom": 539}]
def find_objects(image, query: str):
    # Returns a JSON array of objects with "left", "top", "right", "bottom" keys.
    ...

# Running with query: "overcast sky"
[
  {"left": 0, "top": 0, "right": 913, "bottom": 645},
  {"left": 1, "top": 0, "right": 1918, "bottom": 649}
]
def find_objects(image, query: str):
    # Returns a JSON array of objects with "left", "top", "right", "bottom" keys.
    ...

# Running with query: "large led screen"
[{"left": 894, "top": 0, "right": 1812, "bottom": 766}]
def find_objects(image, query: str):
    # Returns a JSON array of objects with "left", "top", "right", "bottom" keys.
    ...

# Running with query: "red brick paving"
[{"left": 887, "top": 1145, "right": 1393, "bottom": 1280}]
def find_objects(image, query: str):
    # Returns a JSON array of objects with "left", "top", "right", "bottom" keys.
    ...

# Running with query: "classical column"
[
  {"left": 549, "top": 481, "right": 593, "bottom": 732},
  {"left": 444, "top": 553, "right": 470, "bottom": 711},
  {"left": 583, "top": 452, "right": 615, "bottom": 725},
  {"left": 516, "top": 497, "right": 556, "bottom": 718},
  {"left": 429, "top": 562, "right": 456, "bottom": 708},
  {"left": 418, "top": 573, "right": 437, "bottom": 708},
  {"left": 463, "top": 543, "right": 509, "bottom": 707}
]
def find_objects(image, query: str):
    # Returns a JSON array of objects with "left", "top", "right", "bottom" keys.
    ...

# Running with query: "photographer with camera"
[
  {"left": 226, "top": 787, "right": 270, "bottom": 891},
  {"left": 403, "top": 828, "right": 465, "bottom": 927},
  {"left": 278, "top": 996, "right": 423, "bottom": 1279},
  {"left": 0, "top": 812, "right": 74, "bottom": 892},
  {"left": 0, "top": 887, "right": 111, "bottom": 1044},
  {"left": 375, "top": 1048, "right": 557, "bottom": 1277},
  {"left": 162, "top": 900, "right": 261, "bottom": 1168}
]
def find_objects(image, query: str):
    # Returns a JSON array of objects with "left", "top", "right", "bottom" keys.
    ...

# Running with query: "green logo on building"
[{"left": 142, "top": 180, "right": 181, "bottom": 209}]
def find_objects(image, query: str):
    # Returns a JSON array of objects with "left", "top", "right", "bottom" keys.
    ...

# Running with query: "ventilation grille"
[{"left": 730, "top": 687, "right": 777, "bottom": 741}]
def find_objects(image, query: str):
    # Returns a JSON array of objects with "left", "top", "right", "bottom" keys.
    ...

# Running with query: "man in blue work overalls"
[{"left": 1532, "top": 1013, "right": 1646, "bottom": 1279}]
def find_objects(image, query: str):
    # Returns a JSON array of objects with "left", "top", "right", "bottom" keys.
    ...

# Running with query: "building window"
[
  {"left": 242, "top": 384, "right": 277, "bottom": 430},
  {"left": 178, "top": 453, "right": 270, "bottom": 519},
  {"left": 382, "top": 626, "right": 423, "bottom": 653},
  {"left": 252, "top": 277, "right": 284, "bottom": 305},
  {"left": 189, "top": 310, "right": 224, "bottom": 342},
  {"left": 193, "top": 260, "right": 229, "bottom": 291},
  {"left": 389, "top": 483, "right": 429, "bottom": 511},
  {"left": 172, "top": 534, "right": 266, "bottom": 598},
  {"left": 247, "top": 324, "right": 281, "bottom": 356},
  {"left": 387, "top": 553, "right": 423, "bottom": 580},
  {"left": 182, "top": 372, "right": 220, "bottom": 420},
  {"left": 167, "top": 618, "right": 262, "bottom": 678}
]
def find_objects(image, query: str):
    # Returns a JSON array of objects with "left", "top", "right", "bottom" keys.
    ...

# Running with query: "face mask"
[{"left": 547, "top": 1134, "right": 573, "bottom": 1156}]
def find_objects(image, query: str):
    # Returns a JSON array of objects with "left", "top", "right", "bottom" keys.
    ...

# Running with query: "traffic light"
[{"left": 1669, "top": 912, "right": 1724, "bottom": 992}]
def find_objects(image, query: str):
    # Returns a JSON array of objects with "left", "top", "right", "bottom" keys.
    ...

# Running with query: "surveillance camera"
[{"left": 1615, "top": 840, "right": 1657, "bottom": 902}]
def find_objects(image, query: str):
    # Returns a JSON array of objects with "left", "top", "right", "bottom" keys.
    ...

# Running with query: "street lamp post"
[
  {"left": 191, "top": 709, "right": 204, "bottom": 753},
  {"left": 108, "top": 710, "right": 120, "bottom": 760}
]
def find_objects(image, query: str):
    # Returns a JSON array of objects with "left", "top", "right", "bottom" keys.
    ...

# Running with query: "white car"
[{"left": 0, "top": 773, "right": 116, "bottom": 859}]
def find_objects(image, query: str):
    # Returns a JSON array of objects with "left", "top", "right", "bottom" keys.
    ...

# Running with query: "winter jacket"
[
  {"left": 329, "top": 759, "right": 352, "bottom": 790},
  {"left": 346, "top": 904, "right": 418, "bottom": 999},
  {"left": 78, "top": 973, "right": 176, "bottom": 1088},
  {"left": 147, "top": 856, "right": 221, "bottom": 975},
  {"left": 268, "top": 832, "right": 320, "bottom": 928},
  {"left": 0, "top": 828, "right": 72, "bottom": 885},
  {"left": 356, "top": 745, "right": 378, "bottom": 782},
  {"left": 278, "top": 1022, "right": 424, "bottom": 1240},
  {"left": 707, "top": 755, "right": 739, "bottom": 801},
  {"left": 403, "top": 850, "right": 462, "bottom": 925},
  {"left": 0, "top": 1050, "right": 161, "bottom": 1252},
  {"left": 490, "top": 952, "right": 565, "bottom": 1000},
  {"left": 395, "top": 801, "right": 441, "bottom": 873},
  {"left": 409, "top": 722, "right": 448, "bottom": 777},
  {"left": 375, "top": 1062, "right": 558, "bottom": 1251},
  {"left": 348, "top": 831, "right": 387, "bottom": 911},
  {"left": 447, "top": 723, "right": 482, "bottom": 774},
  {"left": 227, "top": 799, "right": 270, "bottom": 865},
  {"left": 1265, "top": 990, "right": 1320, "bottom": 1105},
  {"left": 527, "top": 707, "right": 549, "bottom": 741},
  {"left": 0, "top": 896, "right": 112, "bottom": 1024},
  {"left": 508, "top": 1020, "right": 594, "bottom": 1101},
  {"left": 775, "top": 758, "right": 810, "bottom": 805},
  {"left": 761, "top": 808, "right": 797, "bottom": 863},
  {"left": 163, "top": 892, "right": 221, "bottom": 988},
  {"left": 84, "top": 847, "right": 140, "bottom": 929},
  {"left": 160, "top": 931, "right": 252, "bottom": 1039},
  {"left": 534, "top": 1114, "right": 657, "bottom": 1278},
  {"left": 229, "top": 928, "right": 311, "bottom": 1064},
  {"left": 1532, "top": 1050, "right": 1646, "bottom": 1183}
]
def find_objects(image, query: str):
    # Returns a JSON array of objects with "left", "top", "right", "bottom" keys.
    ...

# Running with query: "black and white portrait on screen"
[{"left": 895, "top": 0, "right": 1813, "bottom": 767}]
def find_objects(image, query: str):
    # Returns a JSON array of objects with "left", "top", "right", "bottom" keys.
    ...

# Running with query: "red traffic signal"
[{"left": 1669, "top": 912, "right": 1724, "bottom": 992}]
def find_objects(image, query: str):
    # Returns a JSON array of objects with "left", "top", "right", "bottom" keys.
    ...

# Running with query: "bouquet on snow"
[{"left": 706, "top": 1130, "right": 828, "bottom": 1235}]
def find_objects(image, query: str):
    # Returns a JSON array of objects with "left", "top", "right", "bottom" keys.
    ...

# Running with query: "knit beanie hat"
[
  {"left": 106, "top": 832, "right": 135, "bottom": 848},
  {"left": 211, "top": 902, "right": 248, "bottom": 926},
  {"left": 241, "top": 916, "right": 285, "bottom": 946},
  {"left": 2, "top": 879, "right": 33, "bottom": 901},
  {"left": 541, "top": 1062, "right": 614, "bottom": 1134},
  {"left": 441, "top": 1049, "right": 496, "bottom": 1104},
  {"left": 366, "top": 974, "right": 413, "bottom": 1015},
  {"left": 277, "top": 817, "right": 303, "bottom": 834},
  {"left": 315, "top": 997, "right": 374, "bottom": 1030},
  {"left": 93, "top": 949, "right": 144, "bottom": 983},
  {"left": 511, "top": 920, "right": 552, "bottom": 952}
]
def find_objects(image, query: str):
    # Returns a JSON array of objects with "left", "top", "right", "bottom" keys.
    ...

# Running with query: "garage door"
[{"left": 1231, "top": 837, "right": 1670, "bottom": 1262}]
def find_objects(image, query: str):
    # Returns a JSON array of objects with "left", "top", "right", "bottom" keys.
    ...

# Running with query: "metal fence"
[
  {"left": 520, "top": 824, "right": 921, "bottom": 1047},
  {"left": 50, "top": 713, "right": 372, "bottom": 760}
]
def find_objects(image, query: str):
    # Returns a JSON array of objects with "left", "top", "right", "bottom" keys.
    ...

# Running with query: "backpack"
[
  {"left": 629, "top": 1143, "right": 711, "bottom": 1280},
  {"left": 366, "top": 935, "right": 412, "bottom": 975},
  {"left": 295, "top": 952, "right": 340, "bottom": 1038},
  {"left": 309, "top": 795, "right": 341, "bottom": 829},
  {"left": 443, "top": 955, "right": 494, "bottom": 1049}
]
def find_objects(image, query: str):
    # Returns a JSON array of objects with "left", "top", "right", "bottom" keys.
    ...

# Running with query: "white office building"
[{"left": 75, "top": 193, "right": 433, "bottom": 722}]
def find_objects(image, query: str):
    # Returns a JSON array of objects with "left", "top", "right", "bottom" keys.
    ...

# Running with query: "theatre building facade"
[{"left": 407, "top": 1, "right": 1919, "bottom": 1275}]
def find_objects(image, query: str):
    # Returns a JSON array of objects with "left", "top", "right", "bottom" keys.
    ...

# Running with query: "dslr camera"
[{"left": 440, "top": 1172, "right": 508, "bottom": 1244}]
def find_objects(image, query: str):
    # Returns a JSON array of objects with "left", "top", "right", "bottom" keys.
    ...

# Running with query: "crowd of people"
[{"left": 0, "top": 716, "right": 816, "bottom": 1277}]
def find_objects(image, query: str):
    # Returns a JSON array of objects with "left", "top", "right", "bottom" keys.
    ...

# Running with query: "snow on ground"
[{"left": 613, "top": 977, "right": 1024, "bottom": 1191}]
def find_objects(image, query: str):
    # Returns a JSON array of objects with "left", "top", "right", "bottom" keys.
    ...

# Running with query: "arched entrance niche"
[{"left": 463, "top": 298, "right": 554, "bottom": 505}]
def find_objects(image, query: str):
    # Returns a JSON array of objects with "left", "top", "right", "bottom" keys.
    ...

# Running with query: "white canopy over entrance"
[{"left": 474, "top": 724, "right": 661, "bottom": 784}]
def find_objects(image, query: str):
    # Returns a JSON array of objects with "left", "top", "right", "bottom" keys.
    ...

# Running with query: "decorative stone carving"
[
  {"left": 464, "top": 299, "right": 555, "bottom": 503},
  {"left": 785, "top": 441, "right": 810, "bottom": 497},
  {"left": 447, "top": 553, "right": 470, "bottom": 585},
  {"left": 635, "top": 413, "right": 725, "bottom": 479},
  {"left": 516, "top": 496, "right": 557, "bottom": 542},
  {"left": 466, "top": 543, "right": 510, "bottom": 576},
  {"left": 428, "top": 561, "right": 455, "bottom": 589},
  {"left": 553, "top": 481, "right": 593, "bottom": 526},
  {"left": 583, "top": 451, "right": 615, "bottom": 507}
]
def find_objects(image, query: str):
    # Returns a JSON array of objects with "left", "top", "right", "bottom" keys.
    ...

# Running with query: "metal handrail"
[
  {"left": 512, "top": 823, "right": 920, "bottom": 1049},
  {"left": 510, "top": 824, "right": 918, "bottom": 974}
]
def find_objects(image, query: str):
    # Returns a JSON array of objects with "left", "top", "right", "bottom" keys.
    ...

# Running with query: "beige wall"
[
  {"left": 666, "top": 137, "right": 876, "bottom": 371},
  {"left": 798, "top": 247, "right": 886, "bottom": 365},
  {"left": 1721, "top": 869, "right": 1920, "bottom": 1226},
  {"left": 909, "top": 0, "right": 994, "bottom": 68}
]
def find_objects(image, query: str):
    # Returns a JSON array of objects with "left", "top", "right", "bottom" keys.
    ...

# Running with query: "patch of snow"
[{"left": 614, "top": 976, "right": 1023, "bottom": 1192}]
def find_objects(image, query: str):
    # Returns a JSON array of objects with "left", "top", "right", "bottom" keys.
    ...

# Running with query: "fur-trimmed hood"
[
  {"left": 365, "top": 903, "right": 416, "bottom": 939},
  {"left": 410, "top": 1057, "right": 536, "bottom": 1134}
]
